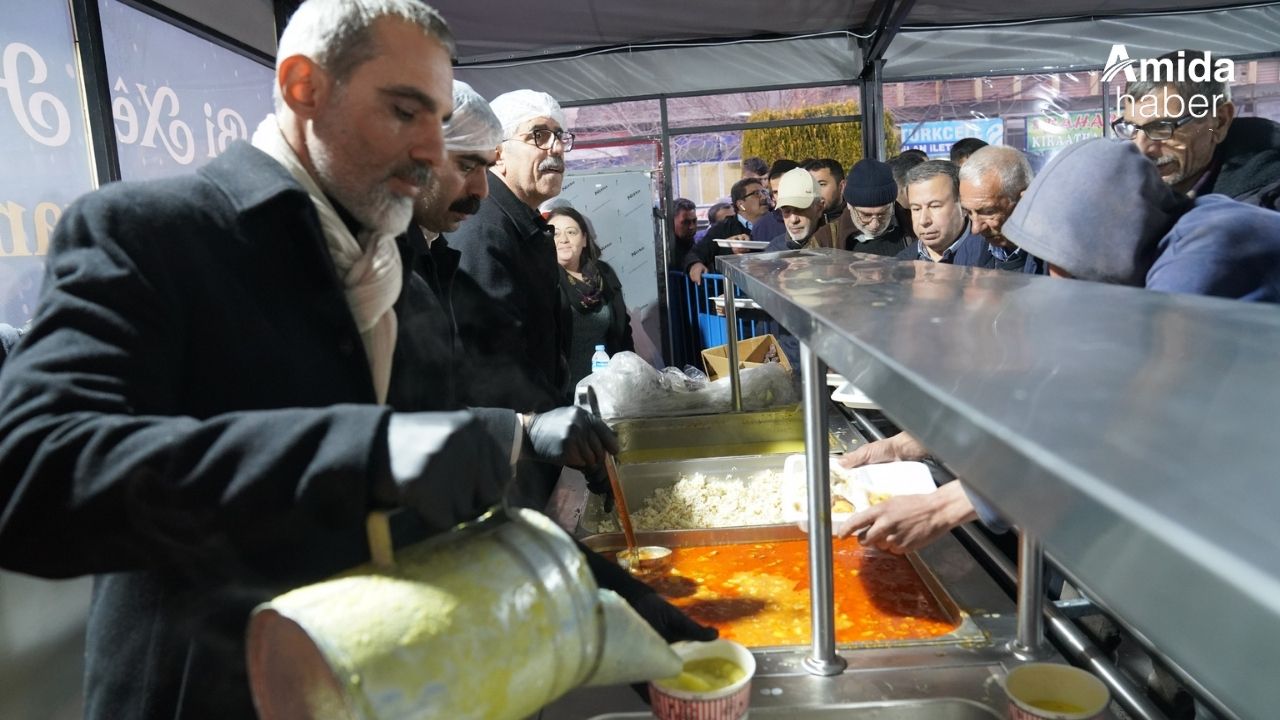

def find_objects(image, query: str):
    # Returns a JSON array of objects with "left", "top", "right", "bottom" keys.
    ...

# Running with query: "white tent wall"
[
  {"left": 456, "top": 34, "right": 865, "bottom": 105},
  {"left": 886, "top": 4, "right": 1280, "bottom": 80}
]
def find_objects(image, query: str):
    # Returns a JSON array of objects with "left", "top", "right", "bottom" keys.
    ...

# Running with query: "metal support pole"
[
  {"left": 1011, "top": 532, "right": 1045, "bottom": 658},
  {"left": 658, "top": 98, "right": 676, "bottom": 365},
  {"left": 722, "top": 275, "right": 743, "bottom": 412},
  {"left": 858, "top": 58, "right": 886, "bottom": 161},
  {"left": 800, "top": 343, "right": 846, "bottom": 676}
]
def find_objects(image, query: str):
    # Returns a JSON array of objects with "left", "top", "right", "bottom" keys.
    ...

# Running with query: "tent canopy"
[{"left": 437, "top": 1, "right": 1280, "bottom": 102}]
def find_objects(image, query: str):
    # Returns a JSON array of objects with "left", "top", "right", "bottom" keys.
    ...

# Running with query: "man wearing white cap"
[
  {"left": 449, "top": 89, "right": 574, "bottom": 506},
  {"left": 764, "top": 167, "right": 828, "bottom": 251}
]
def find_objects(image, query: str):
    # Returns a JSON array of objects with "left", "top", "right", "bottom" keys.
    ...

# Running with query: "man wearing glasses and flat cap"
[{"left": 1114, "top": 48, "right": 1280, "bottom": 210}]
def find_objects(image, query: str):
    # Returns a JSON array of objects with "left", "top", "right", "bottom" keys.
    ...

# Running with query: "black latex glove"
[
  {"left": 375, "top": 411, "right": 511, "bottom": 532},
  {"left": 526, "top": 406, "right": 619, "bottom": 468},
  {"left": 584, "top": 464, "right": 614, "bottom": 514}
]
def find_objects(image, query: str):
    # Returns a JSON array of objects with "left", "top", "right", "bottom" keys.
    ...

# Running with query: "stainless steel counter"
[
  {"left": 715, "top": 248, "right": 1280, "bottom": 719},
  {"left": 541, "top": 530, "right": 1042, "bottom": 719}
]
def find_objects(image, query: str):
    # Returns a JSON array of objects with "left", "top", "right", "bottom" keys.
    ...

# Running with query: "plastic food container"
[
  {"left": 649, "top": 639, "right": 756, "bottom": 720},
  {"left": 781, "top": 455, "right": 935, "bottom": 534}
]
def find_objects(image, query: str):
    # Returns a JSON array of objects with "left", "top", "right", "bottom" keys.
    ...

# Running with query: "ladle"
[{"left": 581, "top": 386, "right": 671, "bottom": 575}]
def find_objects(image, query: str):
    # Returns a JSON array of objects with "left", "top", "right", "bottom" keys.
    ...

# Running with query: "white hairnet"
[
  {"left": 489, "top": 89, "right": 567, "bottom": 140},
  {"left": 445, "top": 81, "right": 503, "bottom": 153}
]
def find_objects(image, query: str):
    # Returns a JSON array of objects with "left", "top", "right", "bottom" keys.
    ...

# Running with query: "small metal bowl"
[{"left": 616, "top": 546, "right": 673, "bottom": 575}]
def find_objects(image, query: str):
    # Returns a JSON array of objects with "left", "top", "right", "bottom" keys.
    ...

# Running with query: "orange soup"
[{"left": 630, "top": 538, "right": 958, "bottom": 647}]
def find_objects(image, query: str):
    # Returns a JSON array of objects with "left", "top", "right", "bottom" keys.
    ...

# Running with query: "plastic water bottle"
[{"left": 590, "top": 344, "right": 610, "bottom": 373}]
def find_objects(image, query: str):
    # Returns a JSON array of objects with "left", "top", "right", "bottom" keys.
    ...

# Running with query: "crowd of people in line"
[{"left": 0, "top": 1, "right": 1278, "bottom": 715}]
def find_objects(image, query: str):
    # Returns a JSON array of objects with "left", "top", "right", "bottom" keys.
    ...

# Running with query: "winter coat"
[
  {"left": 450, "top": 171, "right": 570, "bottom": 412},
  {"left": 682, "top": 214, "right": 753, "bottom": 274},
  {"left": 0, "top": 142, "right": 521, "bottom": 720},
  {"left": 1201, "top": 116, "right": 1280, "bottom": 210},
  {"left": 1005, "top": 139, "right": 1280, "bottom": 302}
]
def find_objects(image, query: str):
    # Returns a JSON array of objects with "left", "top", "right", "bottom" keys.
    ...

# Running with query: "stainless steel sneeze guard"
[{"left": 716, "top": 248, "right": 1280, "bottom": 720}]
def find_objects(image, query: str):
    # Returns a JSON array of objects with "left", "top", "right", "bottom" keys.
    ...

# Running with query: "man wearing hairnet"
[{"left": 449, "top": 89, "right": 574, "bottom": 506}]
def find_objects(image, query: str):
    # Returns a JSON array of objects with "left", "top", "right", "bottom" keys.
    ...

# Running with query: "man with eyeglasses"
[
  {"left": 449, "top": 89, "right": 575, "bottom": 507},
  {"left": 1006, "top": 139, "right": 1280, "bottom": 302},
  {"left": 682, "top": 176, "right": 771, "bottom": 285},
  {"left": 843, "top": 158, "right": 914, "bottom": 257},
  {"left": 1114, "top": 49, "right": 1280, "bottom": 209}
]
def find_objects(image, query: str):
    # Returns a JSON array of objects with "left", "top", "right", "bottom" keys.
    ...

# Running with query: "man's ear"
[
  {"left": 278, "top": 55, "right": 329, "bottom": 119},
  {"left": 492, "top": 142, "right": 508, "bottom": 177},
  {"left": 1210, "top": 101, "right": 1236, "bottom": 145}
]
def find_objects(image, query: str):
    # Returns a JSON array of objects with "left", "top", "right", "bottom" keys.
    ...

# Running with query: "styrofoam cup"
[
  {"left": 649, "top": 639, "right": 755, "bottom": 720},
  {"left": 1005, "top": 662, "right": 1110, "bottom": 720}
]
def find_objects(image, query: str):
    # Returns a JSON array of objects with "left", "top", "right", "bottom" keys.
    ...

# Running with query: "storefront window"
[
  {"left": 99, "top": 0, "right": 273, "bottom": 180},
  {"left": 1, "top": 0, "right": 96, "bottom": 326}
]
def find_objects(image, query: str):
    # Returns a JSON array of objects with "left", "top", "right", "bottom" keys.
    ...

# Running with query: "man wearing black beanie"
[{"left": 843, "top": 158, "right": 914, "bottom": 257}]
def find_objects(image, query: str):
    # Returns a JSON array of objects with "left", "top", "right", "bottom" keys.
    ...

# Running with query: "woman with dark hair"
[{"left": 548, "top": 207, "right": 633, "bottom": 386}]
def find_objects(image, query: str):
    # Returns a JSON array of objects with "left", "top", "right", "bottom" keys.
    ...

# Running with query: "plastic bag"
[{"left": 585, "top": 351, "right": 797, "bottom": 419}]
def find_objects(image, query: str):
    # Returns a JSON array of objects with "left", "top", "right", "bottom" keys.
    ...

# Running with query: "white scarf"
[{"left": 251, "top": 116, "right": 401, "bottom": 404}]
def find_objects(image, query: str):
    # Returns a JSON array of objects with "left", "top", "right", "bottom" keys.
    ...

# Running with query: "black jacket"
[
  {"left": 405, "top": 225, "right": 464, "bottom": 409},
  {"left": 681, "top": 214, "right": 753, "bottom": 273},
  {"left": 560, "top": 260, "right": 633, "bottom": 356},
  {"left": 1203, "top": 116, "right": 1280, "bottom": 209},
  {"left": 450, "top": 172, "right": 569, "bottom": 411},
  {"left": 0, "top": 142, "right": 518, "bottom": 720}
]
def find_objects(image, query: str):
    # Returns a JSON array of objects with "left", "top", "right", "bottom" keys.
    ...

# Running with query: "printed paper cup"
[
  {"left": 649, "top": 639, "right": 755, "bottom": 720},
  {"left": 1005, "top": 662, "right": 1110, "bottom": 720}
]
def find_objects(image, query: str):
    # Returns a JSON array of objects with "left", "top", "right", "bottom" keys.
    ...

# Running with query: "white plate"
[
  {"left": 825, "top": 372, "right": 846, "bottom": 387},
  {"left": 713, "top": 238, "right": 769, "bottom": 250},
  {"left": 708, "top": 294, "right": 761, "bottom": 312},
  {"left": 831, "top": 381, "right": 878, "bottom": 409},
  {"left": 780, "top": 456, "right": 934, "bottom": 529}
]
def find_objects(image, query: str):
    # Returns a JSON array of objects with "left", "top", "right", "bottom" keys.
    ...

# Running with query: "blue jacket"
[{"left": 1146, "top": 194, "right": 1280, "bottom": 301}]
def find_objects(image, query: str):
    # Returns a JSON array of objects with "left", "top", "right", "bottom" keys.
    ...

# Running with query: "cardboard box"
[{"left": 701, "top": 334, "right": 792, "bottom": 382}]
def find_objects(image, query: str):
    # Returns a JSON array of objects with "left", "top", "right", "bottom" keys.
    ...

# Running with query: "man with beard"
[
  {"left": 843, "top": 158, "right": 913, "bottom": 257},
  {"left": 763, "top": 168, "right": 827, "bottom": 251},
  {"left": 450, "top": 89, "right": 572, "bottom": 416},
  {"left": 957, "top": 145, "right": 1043, "bottom": 273},
  {"left": 669, "top": 197, "right": 699, "bottom": 269},
  {"left": 0, "top": 3, "right": 701, "bottom": 717},
  {"left": 895, "top": 160, "right": 986, "bottom": 265},
  {"left": 802, "top": 158, "right": 858, "bottom": 249},
  {"left": 1115, "top": 49, "right": 1280, "bottom": 210}
]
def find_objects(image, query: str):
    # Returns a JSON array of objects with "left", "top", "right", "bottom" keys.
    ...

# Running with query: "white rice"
[{"left": 598, "top": 469, "right": 787, "bottom": 531}]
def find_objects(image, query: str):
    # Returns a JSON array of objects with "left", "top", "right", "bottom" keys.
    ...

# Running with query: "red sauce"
[{"left": 632, "top": 538, "right": 958, "bottom": 648}]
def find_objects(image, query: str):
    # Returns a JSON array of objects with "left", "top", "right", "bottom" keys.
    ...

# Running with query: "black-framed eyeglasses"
[
  {"left": 509, "top": 128, "right": 575, "bottom": 152},
  {"left": 744, "top": 188, "right": 770, "bottom": 200},
  {"left": 1110, "top": 114, "right": 1201, "bottom": 141}
]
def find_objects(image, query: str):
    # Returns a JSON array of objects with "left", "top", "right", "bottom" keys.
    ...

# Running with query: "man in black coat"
[
  {"left": 1115, "top": 49, "right": 1280, "bottom": 209},
  {"left": 682, "top": 176, "right": 771, "bottom": 284},
  {"left": 450, "top": 88, "right": 574, "bottom": 418},
  {"left": 843, "top": 158, "right": 914, "bottom": 257},
  {"left": 0, "top": 4, "right": 682, "bottom": 718}
]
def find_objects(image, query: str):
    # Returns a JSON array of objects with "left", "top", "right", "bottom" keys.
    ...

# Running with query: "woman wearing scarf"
[{"left": 549, "top": 207, "right": 634, "bottom": 387}]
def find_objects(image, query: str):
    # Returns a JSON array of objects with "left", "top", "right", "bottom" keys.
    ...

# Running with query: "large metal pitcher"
[{"left": 246, "top": 508, "right": 681, "bottom": 720}]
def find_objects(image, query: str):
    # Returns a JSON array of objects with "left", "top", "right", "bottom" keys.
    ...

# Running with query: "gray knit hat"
[{"left": 843, "top": 159, "right": 898, "bottom": 207}]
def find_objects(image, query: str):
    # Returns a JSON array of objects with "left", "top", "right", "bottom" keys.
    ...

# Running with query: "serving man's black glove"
[
  {"left": 373, "top": 411, "right": 512, "bottom": 532},
  {"left": 525, "top": 406, "right": 619, "bottom": 468}
]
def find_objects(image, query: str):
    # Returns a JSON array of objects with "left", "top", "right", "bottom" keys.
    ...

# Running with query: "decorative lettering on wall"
[
  {"left": 0, "top": 42, "right": 72, "bottom": 147},
  {"left": 111, "top": 78, "right": 250, "bottom": 166},
  {"left": 0, "top": 199, "right": 63, "bottom": 257}
]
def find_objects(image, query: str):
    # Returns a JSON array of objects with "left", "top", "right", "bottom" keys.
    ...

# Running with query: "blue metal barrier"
[{"left": 665, "top": 271, "right": 765, "bottom": 369}]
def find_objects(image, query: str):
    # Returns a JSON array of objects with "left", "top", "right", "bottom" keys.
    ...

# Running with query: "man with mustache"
[
  {"left": 1116, "top": 49, "right": 1280, "bottom": 210},
  {"left": 957, "top": 145, "right": 1044, "bottom": 273},
  {"left": 449, "top": 89, "right": 575, "bottom": 506},
  {"left": 0, "top": 3, "right": 631, "bottom": 717}
]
